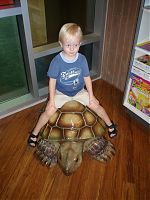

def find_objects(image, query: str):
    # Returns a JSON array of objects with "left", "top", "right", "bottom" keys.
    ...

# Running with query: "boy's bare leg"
[
  {"left": 28, "top": 106, "right": 57, "bottom": 146},
  {"left": 88, "top": 104, "right": 117, "bottom": 138},
  {"left": 34, "top": 106, "right": 57, "bottom": 134},
  {"left": 88, "top": 104, "right": 111, "bottom": 125}
]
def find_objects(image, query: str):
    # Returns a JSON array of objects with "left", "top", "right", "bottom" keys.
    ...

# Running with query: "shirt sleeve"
[
  {"left": 82, "top": 55, "right": 90, "bottom": 77},
  {"left": 47, "top": 56, "right": 59, "bottom": 78}
]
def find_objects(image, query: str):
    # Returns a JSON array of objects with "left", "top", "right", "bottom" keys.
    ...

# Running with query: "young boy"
[{"left": 28, "top": 23, "right": 117, "bottom": 147}]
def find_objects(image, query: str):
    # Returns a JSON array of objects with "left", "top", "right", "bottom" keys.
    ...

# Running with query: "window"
[{"left": 0, "top": 0, "right": 107, "bottom": 118}]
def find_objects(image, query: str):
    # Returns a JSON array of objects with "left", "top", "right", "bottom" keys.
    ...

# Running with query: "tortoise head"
[{"left": 58, "top": 141, "right": 83, "bottom": 176}]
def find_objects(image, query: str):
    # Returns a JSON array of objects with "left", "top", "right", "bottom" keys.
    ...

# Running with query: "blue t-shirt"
[{"left": 47, "top": 52, "right": 90, "bottom": 96}]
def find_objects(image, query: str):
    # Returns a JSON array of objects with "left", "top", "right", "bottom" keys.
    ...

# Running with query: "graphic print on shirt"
[{"left": 60, "top": 67, "right": 81, "bottom": 89}]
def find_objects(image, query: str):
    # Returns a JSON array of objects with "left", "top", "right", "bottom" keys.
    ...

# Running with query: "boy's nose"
[{"left": 70, "top": 45, "right": 75, "bottom": 50}]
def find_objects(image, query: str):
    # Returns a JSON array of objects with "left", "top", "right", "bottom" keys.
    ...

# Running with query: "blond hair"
[{"left": 59, "top": 23, "right": 83, "bottom": 43}]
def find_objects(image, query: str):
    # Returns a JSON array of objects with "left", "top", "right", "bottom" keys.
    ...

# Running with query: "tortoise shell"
[{"left": 40, "top": 100, "right": 106, "bottom": 141}]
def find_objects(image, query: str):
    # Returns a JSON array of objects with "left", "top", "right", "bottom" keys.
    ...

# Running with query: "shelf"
[
  {"left": 123, "top": 0, "right": 150, "bottom": 124},
  {"left": 123, "top": 78, "right": 150, "bottom": 124},
  {"left": 0, "top": 1, "right": 21, "bottom": 18},
  {"left": 124, "top": 101, "right": 150, "bottom": 123},
  {"left": 33, "top": 33, "right": 100, "bottom": 59}
]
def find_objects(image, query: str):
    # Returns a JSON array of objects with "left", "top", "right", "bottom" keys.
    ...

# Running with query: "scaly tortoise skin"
[{"left": 36, "top": 100, "right": 115, "bottom": 175}]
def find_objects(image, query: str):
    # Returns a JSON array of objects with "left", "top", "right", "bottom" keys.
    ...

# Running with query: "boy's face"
[{"left": 59, "top": 36, "right": 81, "bottom": 58}]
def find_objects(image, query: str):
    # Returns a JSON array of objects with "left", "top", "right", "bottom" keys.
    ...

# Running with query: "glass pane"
[
  {"left": 35, "top": 44, "right": 93, "bottom": 89},
  {"left": 0, "top": 16, "right": 29, "bottom": 103},
  {"left": 28, "top": 0, "right": 96, "bottom": 47},
  {"left": 80, "top": 44, "right": 93, "bottom": 71},
  {"left": 35, "top": 53, "right": 57, "bottom": 89}
]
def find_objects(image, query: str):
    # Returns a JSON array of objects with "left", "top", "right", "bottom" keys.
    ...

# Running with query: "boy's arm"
[
  {"left": 84, "top": 76, "right": 94, "bottom": 98},
  {"left": 84, "top": 76, "right": 99, "bottom": 105},
  {"left": 48, "top": 78, "right": 56, "bottom": 107}
]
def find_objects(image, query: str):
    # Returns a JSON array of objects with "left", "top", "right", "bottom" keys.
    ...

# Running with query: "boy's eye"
[{"left": 64, "top": 44, "right": 80, "bottom": 48}]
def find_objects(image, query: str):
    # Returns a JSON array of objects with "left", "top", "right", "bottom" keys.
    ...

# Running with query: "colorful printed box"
[{"left": 128, "top": 73, "right": 150, "bottom": 117}]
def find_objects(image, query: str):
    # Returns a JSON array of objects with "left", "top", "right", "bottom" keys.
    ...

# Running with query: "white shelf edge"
[
  {"left": 123, "top": 78, "right": 150, "bottom": 124},
  {"left": 123, "top": 101, "right": 150, "bottom": 124},
  {"left": 135, "top": 46, "right": 150, "bottom": 55}
]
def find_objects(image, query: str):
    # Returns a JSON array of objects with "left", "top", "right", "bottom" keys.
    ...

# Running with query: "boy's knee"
[
  {"left": 89, "top": 103, "right": 105, "bottom": 113},
  {"left": 45, "top": 106, "right": 57, "bottom": 117},
  {"left": 88, "top": 103, "right": 99, "bottom": 111}
]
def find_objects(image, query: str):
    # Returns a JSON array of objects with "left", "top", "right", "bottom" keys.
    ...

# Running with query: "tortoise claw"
[
  {"left": 45, "top": 158, "right": 52, "bottom": 166},
  {"left": 41, "top": 156, "right": 49, "bottom": 164}
]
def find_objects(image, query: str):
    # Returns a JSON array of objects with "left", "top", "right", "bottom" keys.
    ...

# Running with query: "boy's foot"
[
  {"left": 107, "top": 121, "right": 118, "bottom": 138},
  {"left": 27, "top": 132, "right": 38, "bottom": 147}
]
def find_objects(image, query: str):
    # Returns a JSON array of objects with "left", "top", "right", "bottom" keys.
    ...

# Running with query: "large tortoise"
[{"left": 36, "top": 100, "right": 115, "bottom": 175}]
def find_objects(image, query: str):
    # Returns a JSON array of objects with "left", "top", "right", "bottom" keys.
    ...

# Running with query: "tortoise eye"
[{"left": 74, "top": 158, "right": 79, "bottom": 162}]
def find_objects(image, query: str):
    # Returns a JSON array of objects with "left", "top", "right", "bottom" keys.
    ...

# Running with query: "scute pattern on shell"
[{"left": 40, "top": 100, "right": 106, "bottom": 141}]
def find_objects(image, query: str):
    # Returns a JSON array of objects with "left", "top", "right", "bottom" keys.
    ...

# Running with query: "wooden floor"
[{"left": 0, "top": 80, "right": 149, "bottom": 200}]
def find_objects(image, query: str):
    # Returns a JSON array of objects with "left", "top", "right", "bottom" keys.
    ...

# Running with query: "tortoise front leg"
[
  {"left": 35, "top": 139, "right": 60, "bottom": 167},
  {"left": 84, "top": 137, "right": 116, "bottom": 163}
]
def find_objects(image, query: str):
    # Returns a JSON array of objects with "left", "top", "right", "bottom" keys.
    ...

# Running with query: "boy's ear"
[{"left": 59, "top": 41, "right": 63, "bottom": 48}]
